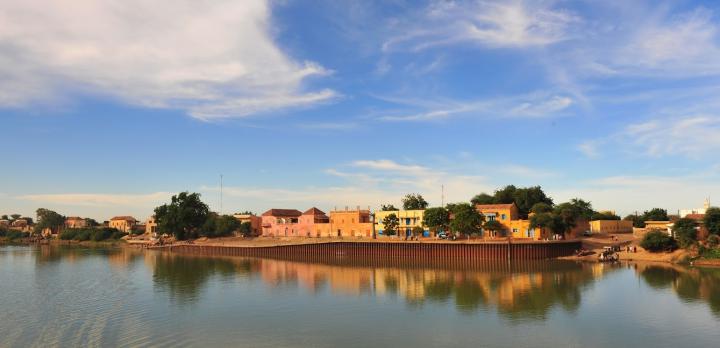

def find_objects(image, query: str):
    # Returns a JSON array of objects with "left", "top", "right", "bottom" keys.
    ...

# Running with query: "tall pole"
[
  {"left": 220, "top": 174, "right": 223, "bottom": 215},
  {"left": 441, "top": 184, "right": 445, "bottom": 207}
]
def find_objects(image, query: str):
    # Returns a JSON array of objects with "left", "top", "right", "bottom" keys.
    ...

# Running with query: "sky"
[{"left": 1, "top": 0, "right": 720, "bottom": 221}]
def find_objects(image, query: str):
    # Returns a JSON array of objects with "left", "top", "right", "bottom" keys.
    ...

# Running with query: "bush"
[
  {"left": 641, "top": 230, "right": 678, "bottom": 252},
  {"left": 708, "top": 235, "right": 720, "bottom": 248},
  {"left": 59, "top": 228, "right": 124, "bottom": 242},
  {"left": 5, "top": 230, "right": 29, "bottom": 240},
  {"left": 673, "top": 218, "right": 698, "bottom": 248}
]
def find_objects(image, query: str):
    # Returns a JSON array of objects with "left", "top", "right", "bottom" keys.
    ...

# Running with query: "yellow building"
[
  {"left": 590, "top": 220, "right": 633, "bottom": 234},
  {"left": 644, "top": 221, "right": 671, "bottom": 235},
  {"left": 374, "top": 209, "right": 428, "bottom": 237},
  {"left": 146, "top": 216, "right": 158, "bottom": 236},
  {"left": 109, "top": 216, "right": 137, "bottom": 233},
  {"left": 475, "top": 203, "right": 546, "bottom": 240}
]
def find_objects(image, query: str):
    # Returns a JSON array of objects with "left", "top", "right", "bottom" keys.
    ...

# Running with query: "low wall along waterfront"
[{"left": 157, "top": 240, "right": 581, "bottom": 261}]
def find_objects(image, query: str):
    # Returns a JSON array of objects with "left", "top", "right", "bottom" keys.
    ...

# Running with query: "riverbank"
[{"left": 559, "top": 232, "right": 696, "bottom": 264}]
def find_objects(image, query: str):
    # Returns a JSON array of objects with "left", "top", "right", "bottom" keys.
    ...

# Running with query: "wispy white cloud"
[
  {"left": 383, "top": 0, "right": 578, "bottom": 52},
  {"left": 376, "top": 92, "right": 574, "bottom": 122},
  {"left": 16, "top": 192, "right": 172, "bottom": 207},
  {"left": 0, "top": 0, "right": 335, "bottom": 119},
  {"left": 580, "top": 114, "right": 720, "bottom": 159}
]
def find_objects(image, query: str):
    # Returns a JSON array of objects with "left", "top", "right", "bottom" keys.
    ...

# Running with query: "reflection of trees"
[
  {"left": 639, "top": 265, "right": 720, "bottom": 317},
  {"left": 33, "top": 245, "right": 142, "bottom": 266},
  {"left": 152, "top": 253, "right": 257, "bottom": 304}
]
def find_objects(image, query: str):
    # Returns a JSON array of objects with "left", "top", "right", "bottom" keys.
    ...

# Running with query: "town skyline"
[{"left": 2, "top": 1, "right": 720, "bottom": 220}]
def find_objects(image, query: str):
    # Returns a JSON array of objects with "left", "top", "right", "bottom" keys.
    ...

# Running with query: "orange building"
[
  {"left": 329, "top": 208, "right": 373, "bottom": 238},
  {"left": 233, "top": 213, "right": 262, "bottom": 236}
]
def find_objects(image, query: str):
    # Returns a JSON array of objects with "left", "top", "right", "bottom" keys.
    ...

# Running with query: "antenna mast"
[{"left": 220, "top": 174, "right": 223, "bottom": 215}]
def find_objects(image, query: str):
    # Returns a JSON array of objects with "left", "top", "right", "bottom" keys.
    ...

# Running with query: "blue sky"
[{"left": 1, "top": 0, "right": 719, "bottom": 221}]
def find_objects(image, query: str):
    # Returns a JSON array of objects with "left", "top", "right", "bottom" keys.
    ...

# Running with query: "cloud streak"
[{"left": 0, "top": 0, "right": 335, "bottom": 119}]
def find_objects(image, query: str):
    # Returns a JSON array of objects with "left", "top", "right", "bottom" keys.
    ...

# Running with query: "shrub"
[
  {"left": 708, "top": 235, "right": 720, "bottom": 248},
  {"left": 673, "top": 218, "right": 698, "bottom": 248},
  {"left": 59, "top": 228, "right": 124, "bottom": 242},
  {"left": 641, "top": 230, "right": 678, "bottom": 252}
]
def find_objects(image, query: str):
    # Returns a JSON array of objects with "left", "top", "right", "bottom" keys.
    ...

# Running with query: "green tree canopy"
[
  {"left": 0, "top": 215, "right": 8, "bottom": 220},
  {"left": 34, "top": 208, "right": 66, "bottom": 235},
  {"left": 644, "top": 208, "right": 669, "bottom": 221},
  {"left": 239, "top": 221, "right": 253, "bottom": 237},
  {"left": 624, "top": 214, "right": 645, "bottom": 228},
  {"left": 591, "top": 211, "right": 621, "bottom": 220},
  {"left": 154, "top": 192, "right": 209, "bottom": 240},
  {"left": 673, "top": 218, "right": 697, "bottom": 248},
  {"left": 448, "top": 203, "right": 484, "bottom": 236},
  {"left": 402, "top": 193, "right": 429, "bottom": 210},
  {"left": 530, "top": 212, "right": 566, "bottom": 236},
  {"left": 382, "top": 213, "right": 399, "bottom": 236},
  {"left": 10, "top": 214, "right": 21, "bottom": 221},
  {"left": 530, "top": 202, "right": 553, "bottom": 214},
  {"left": 470, "top": 193, "right": 494, "bottom": 205},
  {"left": 641, "top": 230, "right": 677, "bottom": 252},
  {"left": 380, "top": 204, "right": 398, "bottom": 211},
  {"left": 703, "top": 207, "right": 720, "bottom": 236},
  {"left": 422, "top": 207, "right": 450, "bottom": 234},
  {"left": 202, "top": 214, "right": 240, "bottom": 238}
]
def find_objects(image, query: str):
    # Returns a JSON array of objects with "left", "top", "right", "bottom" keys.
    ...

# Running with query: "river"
[{"left": 1, "top": 245, "right": 719, "bottom": 347}]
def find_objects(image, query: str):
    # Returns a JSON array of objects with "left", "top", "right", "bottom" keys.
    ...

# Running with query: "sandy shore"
[{"left": 560, "top": 233, "right": 692, "bottom": 263}]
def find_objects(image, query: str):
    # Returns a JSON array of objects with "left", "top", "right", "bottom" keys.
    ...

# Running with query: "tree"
[
  {"left": 703, "top": 207, "right": 720, "bottom": 236},
  {"left": 489, "top": 185, "right": 554, "bottom": 218},
  {"left": 591, "top": 211, "right": 621, "bottom": 220},
  {"left": 202, "top": 214, "right": 240, "bottom": 238},
  {"left": 530, "top": 202, "right": 553, "bottom": 214},
  {"left": 554, "top": 202, "right": 581, "bottom": 236},
  {"left": 239, "top": 221, "right": 253, "bottom": 237},
  {"left": 530, "top": 212, "right": 566, "bottom": 237},
  {"left": 641, "top": 230, "right": 677, "bottom": 252},
  {"left": 0, "top": 215, "right": 7, "bottom": 220},
  {"left": 567, "top": 198, "right": 594, "bottom": 220},
  {"left": 380, "top": 204, "right": 398, "bottom": 211},
  {"left": 411, "top": 226, "right": 425, "bottom": 238},
  {"left": 448, "top": 203, "right": 484, "bottom": 237},
  {"left": 470, "top": 193, "right": 494, "bottom": 205},
  {"left": 34, "top": 208, "right": 65, "bottom": 235},
  {"left": 10, "top": 214, "right": 21, "bottom": 221},
  {"left": 483, "top": 220, "right": 505, "bottom": 237},
  {"left": 20, "top": 217, "right": 34, "bottom": 224},
  {"left": 154, "top": 192, "right": 209, "bottom": 240},
  {"left": 85, "top": 218, "right": 100, "bottom": 227},
  {"left": 423, "top": 207, "right": 450, "bottom": 236},
  {"left": 624, "top": 214, "right": 645, "bottom": 228},
  {"left": 643, "top": 208, "right": 668, "bottom": 222},
  {"left": 382, "top": 213, "right": 399, "bottom": 236},
  {"left": 402, "top": 193, "right": 428, "bottom": 210},
  {"left": 673, "top": 218, "right": 697, "bottom": 248}
]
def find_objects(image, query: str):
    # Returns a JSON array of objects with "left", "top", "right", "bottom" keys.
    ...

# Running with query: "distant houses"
[{"left": 109, "top": 216, "right": 137, "bottom": 233}]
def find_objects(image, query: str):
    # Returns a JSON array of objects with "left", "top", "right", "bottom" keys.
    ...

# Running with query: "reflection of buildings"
[{"left": 635, "top": 263, "right": 720, "bottom": 317}]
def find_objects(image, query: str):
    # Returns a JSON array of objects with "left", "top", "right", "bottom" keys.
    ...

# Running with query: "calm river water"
[{"left": 1, "top": 245, "right": 719, "bottom": 347}]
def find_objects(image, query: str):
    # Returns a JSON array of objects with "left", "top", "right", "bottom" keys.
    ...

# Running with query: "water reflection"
[
  {"left": 636, "top": 264, "right": 720, "bottom": 317},
  {"left": 147, "top": 251, "right": 620, "bottom": 320}
]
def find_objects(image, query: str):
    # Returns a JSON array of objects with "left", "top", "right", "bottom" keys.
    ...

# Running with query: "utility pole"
[
  {"left": 441, "top": 184, "right": 445, "bottom": 207},
  {"left": 220, "top": 174, "right": 223, "bottom": 215}
]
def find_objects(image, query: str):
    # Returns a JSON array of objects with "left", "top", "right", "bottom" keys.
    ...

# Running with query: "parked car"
[
  {"left": 583, "top": 230, "right": 592, "bottom": 237},
  {"left": 437, "top": 232, "right": 449, "bottom": 239}
]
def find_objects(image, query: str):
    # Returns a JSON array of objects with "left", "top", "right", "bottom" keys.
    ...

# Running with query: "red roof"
[
  {"left": 303, "top": 207, "right": 327, "bottom": 216},
  {"left": 685, "top": 214, "right": 705, "bottom": 221},
  {"left": 261, "top": 209, "right": 302, "bottom": 217}
]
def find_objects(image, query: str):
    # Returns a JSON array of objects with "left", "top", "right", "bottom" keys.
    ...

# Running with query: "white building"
[{"left": 679, "top": 198, "right": 711, "bottom": 218}]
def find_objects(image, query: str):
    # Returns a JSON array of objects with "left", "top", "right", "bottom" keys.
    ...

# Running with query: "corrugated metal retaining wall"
[{"left": 161, "top": 241, "right": 581, "bottom": 261}]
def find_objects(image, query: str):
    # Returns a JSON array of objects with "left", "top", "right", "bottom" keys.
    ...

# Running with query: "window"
[
  {"left": 501, "top": 214, "right": 507, "bottom": 220},
  {"left": 512, "top": 228, "right": 518, "bottom": 233}
]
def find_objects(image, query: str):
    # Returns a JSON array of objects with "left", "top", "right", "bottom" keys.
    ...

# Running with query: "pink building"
[
  {"left": 261, "top": 208, "right": 330, "bottom": 237},
  {"left": 261, "top": 209, "right": 302, "bottom": 237}
]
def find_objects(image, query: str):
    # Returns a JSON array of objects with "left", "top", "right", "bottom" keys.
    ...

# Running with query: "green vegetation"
[
  {"left": 448, "top": 203, "right": 483, "bottom": 237},
  {"left": 59, "top": 227, "right": 126, "bottom": 242},
  {"left": 34, "top": 208, "right": 66, "bottom": 235},
  {"left": 483, "top": 220, "right": 505, "bottom": 237},
  {"left": 673, "top": 218, "right": 698, "bottom": 248},
  {"left": 202, "top": 214, "right": 241, "bottom": 238},
  {"left": 623, "top": 208, "right": 669, "bottom": 228},
  {"left": 380, "top": 204, "right": 398, "bottom": 211},
  {"left": 591, "top": 211, "right": 620, "bottom": 220},
  {"left": 382, "top": 213, "right": 399, "bottom": 236},
  {"left": 704, "top": 207, "right": 720, "bottom": 236},
  {"left": 411, "top": 226, "right": 425, "bottom": 238},
  {"left": 640, "top": 230, "right": 677, "bottom": 252},
  {"left": 422, "top": 207, "right": 450, "bottom": 235},
  {"left": 154, "top": 192, "right": 210, "bottom": 240},
  {"left": 239, "top": 221, "right": 253, "bottom": 237},
  {"left": 402, "top": 193, "right": 428, "bottom": 210},
  {"left": 471, "top": 185, "right": 553, "bottom": 218},
  {"left": 0, "top": 227, "right": 30, "bottom": 241}
]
